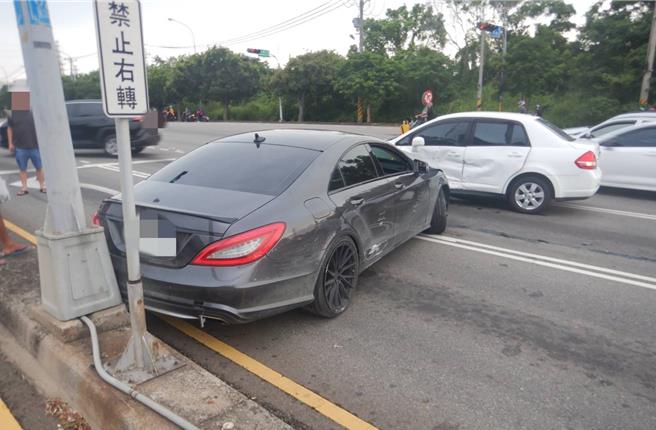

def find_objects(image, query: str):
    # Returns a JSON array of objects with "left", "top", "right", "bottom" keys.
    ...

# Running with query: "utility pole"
[
  {"left": 498, "top": 8, "right": 508, "bottom": 111},
  {"left": 13, "top": 0, "right": 120, "bottom": 320},
  {"left": 477, "top": 5, "right": 485, "bottom": 111},
  {"left": 640, "top": 0, "right": 656, "bottom": 109},
  {"left": 354, "top": 0, "right": 367, "bottom": 123}
]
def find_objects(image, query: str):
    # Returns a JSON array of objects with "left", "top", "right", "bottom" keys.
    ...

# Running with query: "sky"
[{"left": 0, "top": 0, "right": 597, "bottom": 84}]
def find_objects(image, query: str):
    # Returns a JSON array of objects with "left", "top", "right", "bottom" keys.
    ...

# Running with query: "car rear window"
[
  {"left": 149, "top": 141, "right": 320, "bottom": 196},
  {"left": 537, "top": 118, "right": 575, "bottom": 141}
]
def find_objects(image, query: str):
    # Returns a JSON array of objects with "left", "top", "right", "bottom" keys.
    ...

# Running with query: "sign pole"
[
  {"left": 115, "top": 117, "right": 148, "bottom": 369},
  {"left": 94, "top": 0, "right": 157, "bottom": 374}
]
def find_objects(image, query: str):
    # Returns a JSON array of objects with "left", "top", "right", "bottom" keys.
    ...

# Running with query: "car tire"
[
  {"left": 103, "top": 135, "right": 118, "bottom": 157},
  {"left": 507, "top": 175, "right": 552, "bottom": 214},
  {"left": 425, "top": 188, "right": 448, "bottom": 234},
  {"left": 309, "top": 236, "right": 359, "bottom": 318}
]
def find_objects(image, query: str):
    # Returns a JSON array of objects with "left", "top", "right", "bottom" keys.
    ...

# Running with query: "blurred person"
[
  {"left": 518, "top": 98, "right": 528, "bottom": 114},
  {"left": 400, "top": 119, "right": 411, "bottom": 134},
  {"left": 7, "top": 89, "right": 45, "bottom": 196},
  {"left": 0, "top": 210, "right": 30, "bottom": 266}
]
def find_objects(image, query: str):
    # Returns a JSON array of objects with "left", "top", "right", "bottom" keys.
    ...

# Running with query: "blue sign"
[
  {"left": 491, "top": 27, "right": 503, "bottom": 39},
  {"left": 13, "top": 0, "right": 25, "bottom": 26},
  {"left": 27, "top": 0, "right": 51, "bottom": 26}
]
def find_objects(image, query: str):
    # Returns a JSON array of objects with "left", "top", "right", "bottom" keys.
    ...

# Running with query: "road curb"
[{"left": 0, "top": 254, "right": 294, "bottom": 430}]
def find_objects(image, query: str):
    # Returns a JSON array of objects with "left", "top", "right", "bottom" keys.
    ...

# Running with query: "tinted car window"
[
  {"left": 338, "top": 145, "right": 378, "bottom": 186},
  {"left": 77, "top": 103, "right": 105, "bottom": 117},
  {"left": 537, "top": 118, "right": 575, "bottom": 141},
  {"left": 472, "top": 121, "right": 530, "bottom": 146},
  {"left": 615, "top": 127, "right": 656, "bottom": 147},
  {"left": 510, "top": 124, "right": 530, "bottom": 146},
  {"left": 66, "top": 104, "right": 80, "bottom": 118},
  {"left": 149, "top": 142, "right": 320, "bottom": 196},
  {"left": 328, "top": 167, "right": 345, "bottom": 191},
  {"left": 590, "top": 121, "right": 635, "bottom": 138},
  {"left": 417, "top": 121, "right": 470, "bottom": 146},
  {"left": 370, "top": 145, "right": 412, "bottom": 175}
]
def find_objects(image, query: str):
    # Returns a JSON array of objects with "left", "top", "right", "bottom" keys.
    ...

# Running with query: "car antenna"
[{"left": 254, "top": 133, "right": 265, "bottom": 148}]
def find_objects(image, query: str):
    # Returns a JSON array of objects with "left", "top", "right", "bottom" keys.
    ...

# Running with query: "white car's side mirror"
[{"left": 411, "top": 136, "right": 425, "bottom": 152}]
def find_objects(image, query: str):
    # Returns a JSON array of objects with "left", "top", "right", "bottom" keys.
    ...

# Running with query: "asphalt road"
[{"left": 1, "top": 121, "right": 655, "bottom": 430}]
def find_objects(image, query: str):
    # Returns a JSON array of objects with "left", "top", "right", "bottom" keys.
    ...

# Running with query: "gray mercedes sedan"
[{"left": 97, "top": 130, "right": 449, "bottom": 324}]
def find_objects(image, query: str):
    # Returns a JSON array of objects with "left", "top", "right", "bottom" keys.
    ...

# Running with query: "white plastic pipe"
[{"left": 80, "top": 316, "right": 199, "bottom": 430}]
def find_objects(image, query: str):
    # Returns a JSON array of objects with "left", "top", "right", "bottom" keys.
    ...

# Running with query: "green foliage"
[
  {"left": 363, "top": 4, "right": 447, "bottom": 55},
  {"left": 62, "top": 71, "right": 100, "bottom": 100},
  {"left": 55, "top": 0, "right": 654, "bottom": 127}
]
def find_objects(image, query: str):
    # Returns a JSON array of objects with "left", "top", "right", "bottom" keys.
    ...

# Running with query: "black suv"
[{"left": 1, "top": 99, "right": 160, "bottom": 156}]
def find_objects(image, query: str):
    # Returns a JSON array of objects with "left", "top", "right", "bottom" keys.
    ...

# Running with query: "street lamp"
[
  {"left": 246, "top": 48, "right": 284, "bottom": 122},
  {"left": 167, "top": 17, "right": 196, "bottom": 54}
]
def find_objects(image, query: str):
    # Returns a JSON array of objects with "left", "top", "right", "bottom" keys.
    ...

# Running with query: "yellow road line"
[
  {"left": 0, "top": 398, "right": 23, "bottom": 430},
  {"left": 3, "top": 220, "right": 37, "bottom": 245},
  {"left": 162, "top": 316, "right": 378, "bottom": 430},
  {"left": 5, "top": 219, "right": 377, "bottom": 429}
]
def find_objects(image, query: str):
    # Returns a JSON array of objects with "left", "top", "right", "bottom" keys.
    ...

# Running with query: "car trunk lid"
[{"left": 100, "top": 182, "right": 275, "bottom": 268}]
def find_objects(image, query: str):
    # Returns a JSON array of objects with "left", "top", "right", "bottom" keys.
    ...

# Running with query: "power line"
[
  {"left": 145, "top": 0, "right": 347, "bottom": 50},
  {"left": 218, "top": 0, "right": 344, "bottom": 46}
]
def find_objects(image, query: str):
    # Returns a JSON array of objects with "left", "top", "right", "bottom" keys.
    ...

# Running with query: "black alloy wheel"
[{"left": 310, "top": 237, "right": 359, "bottom": 318}]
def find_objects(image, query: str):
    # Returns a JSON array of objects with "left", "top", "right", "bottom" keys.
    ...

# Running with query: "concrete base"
[
  {"left": 36, "top": 227, "right": 121, "bottom": 321},
  {"left": 29, "top": 303, "right": 129, "bottom": 343},
  {"left": 0, "top": 254, "right": 293, "bottom": 430}
]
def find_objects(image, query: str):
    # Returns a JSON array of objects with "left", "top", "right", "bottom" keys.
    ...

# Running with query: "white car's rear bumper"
[{"left": 554, "top": 169, "right": 602, "bottom": 199}]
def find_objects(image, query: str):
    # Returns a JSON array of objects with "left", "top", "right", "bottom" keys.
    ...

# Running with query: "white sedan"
[
  {"left": 390, "top": 112, "right": 601, "bottom": 214},
  {"left": 596, "top": 122, "right": 656, "bottom": 192}
]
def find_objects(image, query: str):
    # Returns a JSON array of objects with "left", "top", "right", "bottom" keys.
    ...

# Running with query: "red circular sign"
[{"left": 422, "top": 90, "right": 433, "bottom": 106}]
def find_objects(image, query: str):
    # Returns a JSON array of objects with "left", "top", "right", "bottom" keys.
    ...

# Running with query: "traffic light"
[
  {"left": 246, "top": 48, "right": 270, "bottom": 58},
  {"left": 477, "top": 23, "right": 503, "bottom": 39}
]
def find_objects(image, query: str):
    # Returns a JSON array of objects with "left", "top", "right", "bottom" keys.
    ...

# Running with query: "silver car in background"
[
  {"left": 596, "top": 122, "right": 656, "bottom": 192},
  {"left": 564, "top": 112, "right": 656, "bottom": 138}
]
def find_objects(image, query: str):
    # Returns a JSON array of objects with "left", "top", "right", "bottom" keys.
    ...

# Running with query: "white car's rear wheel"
[{"left": 508, "top": 176, "right": 552, "bottom": 214}]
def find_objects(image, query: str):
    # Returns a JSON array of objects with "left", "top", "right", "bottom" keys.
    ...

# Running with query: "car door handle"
[
  {"left": 446, "top": 151, "right": 459, "bottom": 156},
  {"left": 647, "top": 152, "right": 656, "bottom": 157},
  {"left": 394, "top": 182, "right": 404, "bottom": 189},
  {"left": 350, "top": 197, "right": 364, "bottom": 206},
  {"left": 508, "top": 152, "right": 524, "bottom": 158}
]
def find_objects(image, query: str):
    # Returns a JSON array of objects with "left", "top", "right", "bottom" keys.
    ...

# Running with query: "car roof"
[
  {"left": 215, "top": 129, "right": 382, "bottom": 151},
  {"left": 429, "top": 111, "right": 541, "bottom": 123},
  {"left": 66, "top": 99, "right": 101, "bottom": 104},
  {"left": 596, "top": 119, "right": 656, "bottom": 140},
  {"left": 608, "top": 112, "right": 656, "bottom": 121}
]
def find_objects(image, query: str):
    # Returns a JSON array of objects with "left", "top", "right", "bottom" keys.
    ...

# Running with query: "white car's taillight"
[
  {"left": 575, "top": 151, "right": 597, "bottom": 170},
  {"left": 191, "top": 223, "right": 285, "bottom": 266}
]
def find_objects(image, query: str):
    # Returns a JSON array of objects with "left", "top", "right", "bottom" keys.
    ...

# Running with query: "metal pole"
[
  {"left": 476, "top": 6, "right": 485, "bottom": 111},
  {"left": 168, "top": 18, "right": 196, "bottom": 54},
  {"left": 640, "top": 1, "right": 656, "bottom": 109},
  {"left": 271, "top": 54, "right": 283, "bottom": 122},
  {"left": 115, "top": 118, "right": 149, "bottom": 370},
  {"left": 499, "top": 10, "right": 508, "bottom": 111},
  {"left": 358, "top": 0, "right": 364, "bottom": 52}
]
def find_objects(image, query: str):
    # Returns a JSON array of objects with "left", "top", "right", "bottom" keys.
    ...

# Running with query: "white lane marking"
[
  {"left": 9, "top": 177, "right": 40, "bottom": 190},
  {"left": 80, "top": 183, "right": 119, "bottom": 195},
  {"left": 555, "top": 203, "right": 656, "bottom": 221},
  {"left": 418, "top": 234, "right": 656, "bottom": 291},
  {"left": 174, "top": 149, "right": 185, "bottom": 154},
  {"left": 79, "top": 160, "right": 90, "bottom": 164},
  {"left": 97, "top": 164, "right": 150, "bottom": 178},
  {"left": 158, "top": 147, "right": 170, "bottom": 152},
  {"left": 0, "top": 169, "right": 22, "bottom": 175},
  {"left": 77, "top": 158, "right": 176, "bottom": 170}
]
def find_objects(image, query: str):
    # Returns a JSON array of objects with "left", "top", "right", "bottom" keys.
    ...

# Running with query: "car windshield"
[
  {"left": 149, "top": 141, "right": 320, "bottom": 196},
  {"left": 537, "top": 118, "right": 575, "bottom": 142}
]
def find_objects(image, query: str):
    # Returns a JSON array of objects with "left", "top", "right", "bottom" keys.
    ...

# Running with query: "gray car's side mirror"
[
  {"left": 411, "top": 136, "right": 425, "bottom": 152},
  {"left": 414, "top": 159, "right": 428, "bottom": 174}
]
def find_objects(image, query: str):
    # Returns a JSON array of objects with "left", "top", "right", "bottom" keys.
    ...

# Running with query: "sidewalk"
[{"left": 0, "top": 242, "right": 294, "bottom": 429}]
